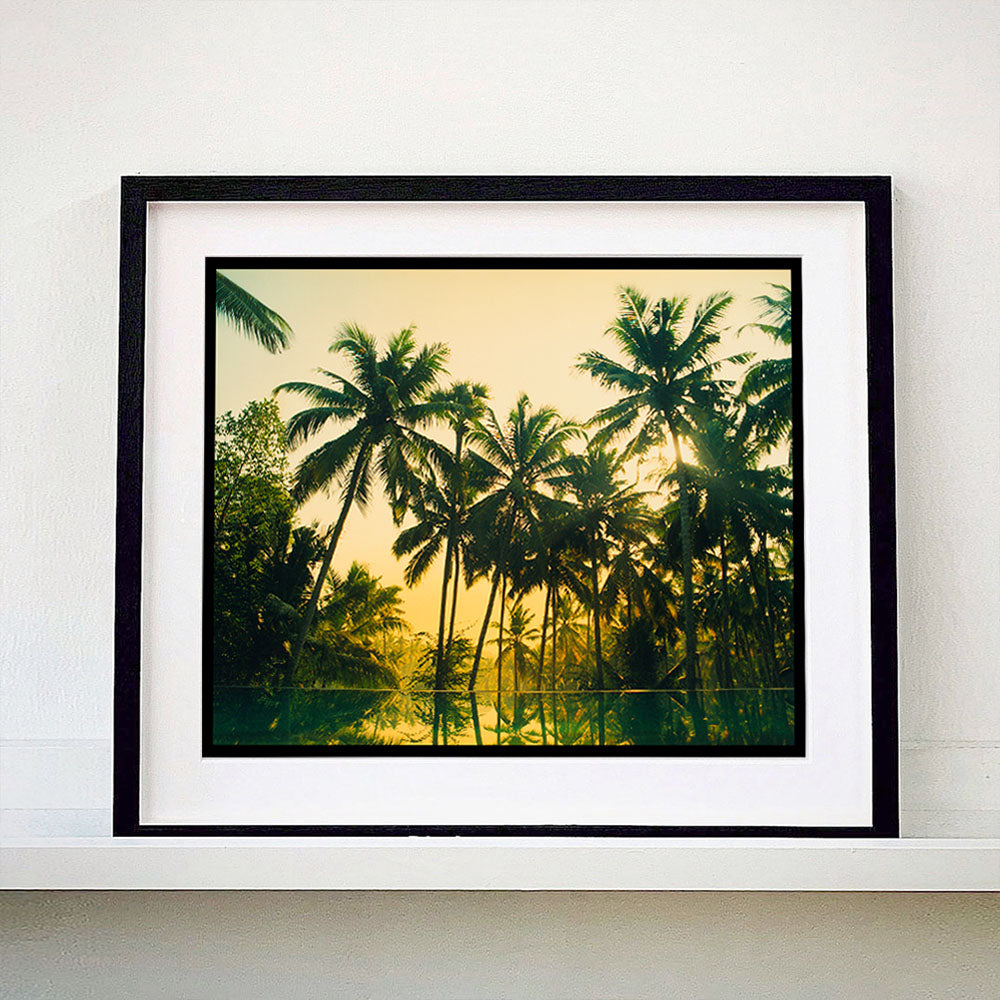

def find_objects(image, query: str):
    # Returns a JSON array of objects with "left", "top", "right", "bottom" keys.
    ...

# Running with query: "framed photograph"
[{"left": 115, "top": 176, "right": 897, "bottom": 836}]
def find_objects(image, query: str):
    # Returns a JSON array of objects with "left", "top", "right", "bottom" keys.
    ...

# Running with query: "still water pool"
[{"left": 212, "top": 687, "right": 796, "bottom": 748}]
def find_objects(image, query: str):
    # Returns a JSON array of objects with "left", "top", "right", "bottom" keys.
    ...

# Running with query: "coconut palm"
[
  {"left": 216, "top": 272, "right": 293, "bottom": 353},
  {"left": 319, "top": 561, "right": 407, "bottom": 644},
  {"left": 276, "top": 324, "right": 448, "bottom": 675},
  {"left": 497, "top": 600, "right": 540, "bottom": 692},
  {"left": 739, "top": 283, "right": 793, "bottom": 447},
  {"left": 549, "top": 443, "right": 651, "bottom": 691},
  {"left": 517, "top": 499, "right": 593, "bottom": 694},
  {"left": 578, "top": 286, "right": 746, "bottom": 693},
  {"left": 391, "top": 454, "right": 488, "bottom": 688},
  {"left": 551, "top": 592, "right": 589, "bottom": 673},
  {"left": 464, "top": 394, "right": 579, "bottom": 691},
  {"left": 427, "top": 381, "right": 490, "bottom": 679},
  {"left": 680, "top": 410, "right": 792, "bottom": 686},
  {"left": 293, "top": 563, "right": 407, "bottom": 690}
]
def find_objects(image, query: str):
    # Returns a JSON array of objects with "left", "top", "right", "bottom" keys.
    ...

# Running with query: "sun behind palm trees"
[{"left": 578, "top": 287, "right": 748, "bottom": 693}]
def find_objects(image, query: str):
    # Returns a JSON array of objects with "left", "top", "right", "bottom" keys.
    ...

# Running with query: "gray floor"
[{"left": 2, "top": 891, "right": 998, "bottom": 999}]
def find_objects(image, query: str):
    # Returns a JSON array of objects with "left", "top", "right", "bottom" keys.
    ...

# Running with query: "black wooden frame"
[{"left": 114, "top": 175, "right": 897, "bottom": 837}]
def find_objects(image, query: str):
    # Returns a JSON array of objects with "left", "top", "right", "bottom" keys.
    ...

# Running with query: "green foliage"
[
  {"left": 411, "top": 637, "right": 475, "bottom": 691},
  {"left": 494, "top": 601, "right": 540, "bottom": 690},
  {"left": 213, "top": 400, "right": 405, "bottom": 690},
  {"left": 298, "top": 563, "right": 405, "bottom": 689},
  {"left": 216, "top": 272, "right": 293, "bottom": 353},
  {"left": 739, "top": 283, "right": 793, "bottom": 445},
  {"left": 277, "top": 323, "right": 449, "bottom": 515},
  {"left": 213, "top": 400, "right": 302, "bottom": 685}
]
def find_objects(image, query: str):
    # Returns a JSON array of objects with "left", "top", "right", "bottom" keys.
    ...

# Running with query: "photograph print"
[{"left": 208, "top": 258, "right": 802, "bottom": 754}]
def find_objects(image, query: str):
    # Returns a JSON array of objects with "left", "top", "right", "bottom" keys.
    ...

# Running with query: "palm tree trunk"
[
  {"left": 719, "top": 525, "right": 733, "bottom": 688},
  {"left": 469, "top": 691, "right": 483, "bottom": 746},
  {"left": 746, "top": 540, "right": 778, "bottom": 684},
  {"left": 669, "top": 426, "right": 699, "bottom": 694},
  {"left": 434, "top": 532, "right": 454, "bottom": 689},
  {"left": 445, "top": 548, "right": 461, "bottom": 657},
  {"left": 760, "top": 531, "right": 779, "bottom": 677},
  {"left": 439, "top": 427, "right": 464, "bottom": 675},
  {"left": 288, "top": 448, "right": 367, "bottom": 678},
  {"left": 589, "top": 535, "right": 604, "bottom": 691},
  {"left": 467, "top": 563, "right": 502, "bottom": 692},
  {"left": 538, "top": 583, "right": 550, "bottom": 691},
  {"left": 496, "top": 572, "right": 507, "bottom": 694},
  {"left": 550, "top": 583, "right": 558, "bottom": 693},
  {"left": 669, "top": 424, "right": 706, "bottom": 743}
]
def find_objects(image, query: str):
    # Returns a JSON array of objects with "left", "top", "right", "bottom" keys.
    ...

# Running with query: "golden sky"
[{"left": 216, "top": 265, "right": 791, "bottom": 639}]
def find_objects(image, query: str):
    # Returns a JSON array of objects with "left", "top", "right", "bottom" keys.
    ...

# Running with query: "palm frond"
[
  {"left": 291, "top": 428, "right": 368, "bottom": 504},
  {"left": 216, "top": 272, "right": 293, "bottom": 353}
]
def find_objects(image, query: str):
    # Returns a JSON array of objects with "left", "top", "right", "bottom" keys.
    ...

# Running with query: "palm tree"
[
  {"left": 548, "top": 528, "right": 598, "bottom": 693},
  {"left": 739, "top": 283, "right": 793, "bottom": 447},
  {"left": 428, "top": 381, "right": 490, "bottom": 680},
  {"left": 276, "top": 324, "right": 448, "bottom": 676},
  {"left": 498, "top": 600, "right": 540, "bottom": 692},
  {"left": 578, "top": 286, "right": 744, "bottom": 693},
  {"left": 216, "top": 272, "right": 293, "bottom": 353},
  {"left": 550, "top": 592, "right": 589, "bottom": 683},
  {"left": 549, "top": 443, "right": 650, "bottom": 691},
  {"left": 295, "top": 562, "right": 407, "bottom": 691},
  {"left": 623, "top": 519, "right": 684, "bottom": 685},
  {"left": 320, "top": 561, "right": 407, "bottom": 644},
  {"left": 391, "top": 453, "right": 488, "bottom": 689},
  {"left": 681, "top": 410, "right": 792, "bottom": 686},
  {"left": 465, "top": 394, "right": 578, "bottom": 691}
]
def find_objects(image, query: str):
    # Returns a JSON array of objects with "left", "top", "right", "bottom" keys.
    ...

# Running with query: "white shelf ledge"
[{"left": 2, "top": 837, "right": 997, "bottom": 890}]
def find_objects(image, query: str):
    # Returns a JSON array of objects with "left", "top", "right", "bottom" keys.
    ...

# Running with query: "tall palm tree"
[
  {"left": 465, "top": 394, "right": 579, "bottom": 691},
  {"left": 428, "top": 381, "right": 490, "bottom": 679},
  {"left": 549, "top": 444, "right": 650, "bottom": 691},
  {"left": 681, "top": 410, "right": 792, "bottom": 686},
  {"left": 216, "top": 272, "right": 293, "bottom": 353},
  {"left": 739, "top": 283, "right": 793, "bottom": 447},
  {"left": 391, "top": 453, "right": 488, "bottom": 689},
  {"left": 540, "top": 525, "right": 593, "bottom": 692},
  {"left": 276, "top": 324, "right": 448, "bottom": 676},
  {"left": 503, "top": 508, "right": 550, "bottom": 688},
  {"left": 578, "top": 286, "right": 744, "bottom": 693}
]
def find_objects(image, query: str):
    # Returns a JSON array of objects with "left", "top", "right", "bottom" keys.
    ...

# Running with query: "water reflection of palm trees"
[{"left": 213, "top": 687, "right": 794, "bottom": 748}]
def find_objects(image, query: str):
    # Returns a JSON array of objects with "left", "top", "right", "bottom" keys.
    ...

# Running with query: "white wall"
[
  {"left": 2, "top": 0, "right": 997, "bottom": 836},
  {"left": 1, "top": 0, "right": 997, "bottom": 991}
]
